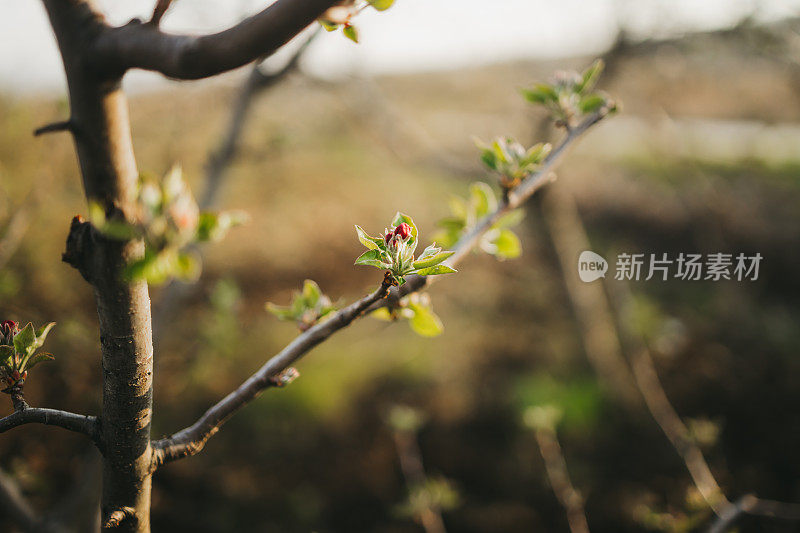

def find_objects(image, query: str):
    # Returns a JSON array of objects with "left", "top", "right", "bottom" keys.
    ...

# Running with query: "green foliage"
[
  {"left": 266, "top": 280, "right": 338, "bottom": 331},
  {"left": 514, "top": 374, "right": 604, "bottom": 432},
  {"left": 371, "top": 292, "right": 444, "bottom": 337},
  {"left": 433, "top": 183, "right": 524, "bottom": 260},
  {"left": 521, "top": 59, "right": 617, "bottom": 128},
  {"left": 318, "top": 0, "right": 396, "bottom": 42},
  {"left": 395, "top": 477, "right": 460, "bottom": 520},
  {"left": 91, "top": 165, "right": 247, "bottom": 284},
  {"left": 0, "top": 320, "right": 55, "bottom": 389},
  {"left": 386, "top": 404, "right": 426, "bottom": 432},
  {"left": 476, "top": 137, "right": 552, "bottom": 189},
  {"left": 354, "top": 212, "right": 456, "bottom": 285}
]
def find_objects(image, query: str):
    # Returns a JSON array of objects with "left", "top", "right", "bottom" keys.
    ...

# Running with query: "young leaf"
[
  {"left": 343, "top": 24, "right": 359, "bottom": 43},
  {"left": 415, "top": 265, "right": 457, "bottom": 276},
  {"left": 355, "top": 225, "right": 382, "bottom": 250},
  {"left": 493, "top": 229, "right": 521, "bottom": 259},
  {"left": 408, "top": 303, "right": 444, "bottom": 337},
  {"left": 13, "top": 323, "right": 36, "bottom": 357},
  {"left": 319, "top": 19, "right": 339, "bottom": 31},
  {"left": 521, "top": 83, "right": 558, "bottom": 104},
  {"left": 412, "top": 251, "right": 455, "bottom": 270},
  {"left": 578, "top": 94, "right": 607, "bottom": 114},
  {"left": 576, "top": 59, "right": 604, "bottom": 94},
  {"left": 470, "top": 182, "right": 496, "bottom": 218},
  {"left": 34, "top": 322, "right": 55, "bottom": 349},
  {"left": 368, "top": 0, "right": 395, "bottom": 10},
  {"left": 25, "top": 352, "right": 54, "bottom": 371},
  {"left": 302, "top": 279, "right": 321, "bottom": 307},
  {"left": 355, "top": 249, "right": 389, "bottom": 269},
  {"left": 370, "top": 307, "right": 395, "bottom": 321},
  {"left": 494, "top": 209, "right": 525, "bottom": 229}
]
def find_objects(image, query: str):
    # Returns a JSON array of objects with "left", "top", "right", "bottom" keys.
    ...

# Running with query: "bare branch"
[
  {"left": 534, "top": 426, "right": 590, "bottom": 533},
  {"left": 152, "top": 110, "right": 611, "bottom": 468},
  {"left": 0, "top": 407, "right": 101, "bottom": 447},
  {"left": 148, "top": 0, "right": 174, "bottom": 27},
  {"left": 151, "top": 273, "right": 394, "bottom": 467},
  {"left": 33, "top": 120, "right": 74, "bottom": 137},
  {"left": 92, "top": 0, "right": 338, "bottom": 80}
]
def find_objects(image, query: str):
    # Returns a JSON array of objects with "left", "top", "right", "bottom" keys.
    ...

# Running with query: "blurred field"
[{"left": 1, "top": 24, "right": 800, "bottom": 532}]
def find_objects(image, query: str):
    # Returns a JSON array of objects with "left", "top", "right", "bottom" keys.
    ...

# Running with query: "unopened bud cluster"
[{"left": 0, "top": 319, "right": 55, "bottom": 392}]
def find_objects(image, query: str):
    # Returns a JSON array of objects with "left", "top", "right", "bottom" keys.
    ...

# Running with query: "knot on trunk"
[{"left": 62, "top": 215, "right": 99, "bottom": 283}]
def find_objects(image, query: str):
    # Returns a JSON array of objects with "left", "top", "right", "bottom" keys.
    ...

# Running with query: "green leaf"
[
  {"left": 175, "top": 252, "right": 201, "bottom": 281},
  {"left": 370, "top": 307, "right": 394, "bottom": 321},
  {"left": 576, "top": 59, "right": 604, "bottom": 94},
  {"left": 436, "top": 217, "right": 465, "bottom": 232},
  {"left": 35, "top": 322, "right": 55, "bottom": 349},
  {"left": 197, "top": 210, "right": 248, "bottom": 242},
  {"left": 479, "top": 146, "right": 498, "bottom": 170},
  {"left": 578, "top": 94, "right": 607, "bottom": 114},
  {"left": 493, "top": 229, "right": 521, "bottom": 259},
  {"left": 0, "top": 345, "right": 14, "bottom": 367},
  {"left": 302, "top": 280, "right": 321, "bottom": 307},
  {"left": 494, "top": 209, "right": 525, "bottom": 229},
  {"left": 355, "top": 225, "right": 382, "bottom": 250},
  {"left": 448, "top": 197, "right": 469, "bottom": 220},
  {"left": 522, "top": 142, "right": 552, "bottom": 166},
  {"left": 266, "top": 303, "right": 295, "bottom": 321},
  {"left": 13, "top": 323, "right": 36, "bottom": 357},
  {"left": 390, "top": 212, "right": 418, "bottom": 243},
  {"left": 408, "top": 303, "right": 444, "bottom": 337},
  {"left": 343, "top": 24, "right": 359, "bottom": 43},
  {"left": 470, "top": 182, "right": 496, "bottom": 218},
  {"left": 415, "top": 265, "right": 457, "bottom": 276},
  {"left": 319, "top": 19, "right": 339, "bottom": 31},
  {"left": 125, "top": 249, "right": 177, "bottom": 284},
  {"left": 24, "top": 352, "right": 54, "bottom": 371},
  {"left": 413, "top": 251, "right": 455, "bottom": 270},
  {"left": 355, "top": 249, "right": 389, "bottom": 269},
  {"left": 521, "top": 83, "right": 558, "bottom": 104},
  {"left": 367, "top": 0, "right": 395, "bottom": 10}
]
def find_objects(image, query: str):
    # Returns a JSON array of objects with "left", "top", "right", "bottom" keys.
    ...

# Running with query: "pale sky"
[{"left": 1, "top": 0, "right": 799, "bottom": 94}]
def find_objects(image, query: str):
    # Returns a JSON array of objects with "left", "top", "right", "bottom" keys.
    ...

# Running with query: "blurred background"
[{"left": 1, "top": 0, "right": 800, "bottom": 531}]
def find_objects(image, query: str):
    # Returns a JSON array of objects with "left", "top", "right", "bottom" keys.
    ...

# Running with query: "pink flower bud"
[
  {"left": 384, "top": 232, "right": 394, "bottom": 245},
  {"left": 394, "top": 223, "right": 411, "bottom": 240},
  {"left": 1, "top": 320, "right": 17, "bottom": 333}
]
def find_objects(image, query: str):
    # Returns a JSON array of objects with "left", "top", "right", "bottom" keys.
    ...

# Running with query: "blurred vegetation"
[{"left": 1, "top": 21, "right": 800, "bottom": 532}]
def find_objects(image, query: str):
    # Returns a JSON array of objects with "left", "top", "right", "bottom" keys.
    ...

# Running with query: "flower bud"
[
  {"left": 384, "top": 232, "right": 394, "bottom": 245},
  {"left": 394, "top": 223, "right": 411, "bottom": 240},
  {"left": 11, "top": 370, "right": 20, "bottom": 381}
]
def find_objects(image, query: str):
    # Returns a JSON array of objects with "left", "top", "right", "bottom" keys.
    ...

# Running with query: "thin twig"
[
  {"left": 534, "top": 425, "right": 590, "bottom": 533},
  {"left": 151, "top": 273, "right": 394, "bottom": 467},
  {"left": 33, "top": 120, "right": 73, "bottom": 137}
]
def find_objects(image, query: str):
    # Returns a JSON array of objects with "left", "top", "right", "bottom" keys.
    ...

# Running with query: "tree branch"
[
  {"left": 370, "top": 109, "right": 610, "bottom": 312},
  {"left": 151, "top": 110, "right": 610, "bottom": 468},
  {"left": 0, "top": 407, "right": 101, "bottom": 447},
  {"left": 151, "top": 272, "right": 394, "bottom": 467},
  {"left": 92, "top": 0, "right": 338, "bottom": 80}
]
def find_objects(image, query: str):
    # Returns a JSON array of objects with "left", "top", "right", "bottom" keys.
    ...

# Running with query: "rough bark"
[{"left": 42, "top": 1, "right": 154, "bottom": 530}]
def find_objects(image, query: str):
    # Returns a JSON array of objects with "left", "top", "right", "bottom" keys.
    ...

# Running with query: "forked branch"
[
  {"left": 93, "top": 0, "right": 338, "bottom": 80},
  {"left": 152, "top": 110, "right": 611, "bottom": 468}
]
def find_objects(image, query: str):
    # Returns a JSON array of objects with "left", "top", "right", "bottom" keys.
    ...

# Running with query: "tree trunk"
[{"left": 43, "top": 1, "right": 154, "bottom": 530}]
